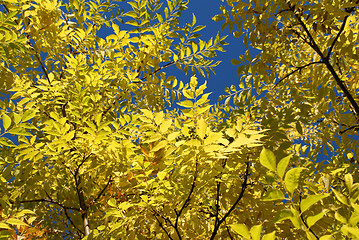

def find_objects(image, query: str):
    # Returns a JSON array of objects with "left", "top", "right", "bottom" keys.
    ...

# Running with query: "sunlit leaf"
[
  {"left": 284, "top": 167, "right": 306, "bottom": 194},
  {"left": 260, "top": 148, "right": 276, "bottom": 172}
]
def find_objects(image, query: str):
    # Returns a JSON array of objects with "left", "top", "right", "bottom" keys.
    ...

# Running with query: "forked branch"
[
  {"left": 288, "top": 4, "right": 359, "bottom": 117},
  {"left": 210, "top": 160, "right": 250, "bottom": 240}
]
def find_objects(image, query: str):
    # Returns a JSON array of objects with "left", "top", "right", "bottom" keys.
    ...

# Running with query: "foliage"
[
  {"left": 214, "top": 0, "right": 359, "bottom": 239},
  {"left": 1, "top": 0, "right": 359, "bottom": 239}
]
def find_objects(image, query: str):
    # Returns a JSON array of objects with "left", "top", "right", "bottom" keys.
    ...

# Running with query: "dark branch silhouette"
[
  {"left": 288, "top": 4, "right": 359, "bottom": 117},
  {"left": 274, "top": 61, "right": 323, "bottom": 88},
  {"left": 210, "top": 160, "right": 250, "bottom": 240}
]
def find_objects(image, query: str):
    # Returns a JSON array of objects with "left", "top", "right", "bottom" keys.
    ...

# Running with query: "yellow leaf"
[
  {"left": 2, "top": 114, "right": 11, "bottom": 130},
  {"left": 196, "top": 118, "right": 207, "bottom": 140},
  {"left": 230, "top": 223, "right": 250, "bottom": 239},
  {"left": 6, "top": 218, "right": 29, "bottom": 226}
]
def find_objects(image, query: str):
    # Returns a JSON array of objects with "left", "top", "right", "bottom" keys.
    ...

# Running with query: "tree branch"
[
  {"left": 299, "top": 192, "right": 319, "bottom": 240},
  {"left": 18, "top": 198, "right": 80, "bottom": 211},
  {"left": 175, "top": 172, "right": 197, "bottom": 225},
  {"left": 64, "top": 208, "right": 84, "bottom": 237},
  {"left": 210, "top": 160, "right": 250, "bottom": 240},
  {"left": 289, "top": 4, "right": 325, "bottom": 59},
  {"left": 152, "top": 209, "right": 174, "bottom": 240},
  {"left": 138, "top": 60, "right": 176, "bottom": 82},
  {"left": 226, "top": 225, "right": 234, "bottom": 240},
  {"left": 339, "top": 124, "right": 359, "bottom": 134},
  {"left": 289, "top": 4, "right": 359, "bottom": 117},
  {"left": 326, "top": 16, "right": 349, "bottom": 60},
  {"left": 74, "top": 173, "right": 90, "bottom": 236},
  {"left": 274, "top": 61, "right": 323, "bottom": 88},
  {"left": 91, "top": 175, "right": 113, "bottom": 205},
  {"left": 74, "top": 153, "right": 92, "bottom": 177}
]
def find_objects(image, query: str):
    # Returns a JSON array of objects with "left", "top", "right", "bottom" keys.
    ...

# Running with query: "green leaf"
[
  {"left": 273, "top": 209, "right": 293, "bottom": 223},
  {"left": 262, "top": 189, "right": 285, "bottom": 201},
  {"left": 306, "top": 231, "right": 317, "bottom": 240},
  {"left": 344, "top": 173, "right": 353, "bottom": 191},
  {"left": 284, "top": 167, "right": 306, "bottom": 194},
  {"left": 277, "top": 154, "right": 291, "bottom": 179},
  {"left": 192, "top": 13, "right": 196, "bottom": 27},
  {"left": 230, "top": 223, "right": 250, "bottom": 239},
  {"left": 231, "top": 58, "right": 241, "bottom": 65},
  {"left": 157, "top": 171, "right": 167, "bottom": 181},
  {"left": 319, "top": 235, "right": 335, "bottom": 240},
  {"left": 196, "top": 118, "right": 207, "bottom": 140},
  {"left": 22, "top": 110, "right": 36, "bottom": 122},
  {"left": 177, "top": 100, "right": 193, "bottom": 108},
  {"left": 8, "top": 127, "right": 31, "bottom": 136},
  {"left": 335, "top": 212, "right": 347, "bottom": 224},
  {"left": 300, "top": 194, "right": 328, "bottom": 213},
  {"left": 307, "top": 212, "right": 325, "bottom": 228},
  {"left": 332, "top": 189, "right": 348, "bottom": 205},
  {"left": 2, "top": 114, "right": 11, "bottom": 130},
  {"left": 108, "top": 198, "right": 117, "bottom": 208},
  {"left": 259, "top": 148, "right": 276, "bottom": 172}
]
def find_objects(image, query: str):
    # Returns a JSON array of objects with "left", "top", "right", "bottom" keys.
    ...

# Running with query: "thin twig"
[
  {"left": 152, "top": 209, "right": 174, "bottom": 240},
  {"left": 226, "top": 225, "right": 234, "bottom": 240},
  {"left": 299, "top": 192, "right": 319, "bottom": 240},
  {"left": 74, "top": 153, "right": 92, "bottom": 177},
  {"left": 64, "top": 208, "right": 84, "bottom": 236},
  {"left": 289, "top": 4, "right": 359, "bottom": 117},
  {"left": 326, "top": 16, "right": 349, "bottom": 60},
  {"left": 18, "top": 198, "right": 80, "bottom": 211},
  {"left": 92, "top": 175, "right": 113, "bottom": 204},
  {"left": 273, "top": 61, "right": 323, "bottom": 88},
  {"left": 210, "top": 160, "right": 250, "bottom": 240},
  {"left": 174, "top": 163, "right": 198, "bottom": 226},
  {"left": 139, "top": 60, "right": 176, "bottom": 82},
  {"left": 339, "top": 124, "right": 359, "bottom": 134}
]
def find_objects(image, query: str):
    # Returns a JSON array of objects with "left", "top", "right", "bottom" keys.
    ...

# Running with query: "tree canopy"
[{"left": 0, "top": 0, "right": 358, "bottom": 239}]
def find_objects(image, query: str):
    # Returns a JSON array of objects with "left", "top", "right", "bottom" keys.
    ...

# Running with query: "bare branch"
[
  {"left": 175, "top": 164, "right": 198, "bottom": 225},
  {"left": 226, "top": 225, "right": 234, "bottom": 240},
  {"left": 138, "top": 60, "right": 176, "bottom": 82},
  {"left": 339, "top": 124, "right": 359, "bottom": 134},
  {"left": 289, "top": 4, "right": 325, "bottom": 59}
]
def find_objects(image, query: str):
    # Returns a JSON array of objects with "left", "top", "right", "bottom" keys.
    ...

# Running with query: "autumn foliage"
[{"left": 0, "top": 0, "right": 359, "bottom": 239}]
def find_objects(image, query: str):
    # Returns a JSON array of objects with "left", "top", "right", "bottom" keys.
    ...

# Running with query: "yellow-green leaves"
[
  {"left": 196, "top": 117, "right": 207, "bottom": 140},
  {"left": 2, "top": 114, "right": 11, "bottom": 130},
  {"left": 262, "top": 189, "right": 285, "bottom": 201},
  {"left": 284, "top": 167, "right": 306, "bottom": 194},
  {"left": 307, "top": 212, "right": 325, "bottom": 228},
  {"left": 333, "top": 189, "right": 348, "bottom": 205},
  {"left": 230, "top": 223, "right": 250, "bottom": 239},
  {"left": 260, "top": 148, "right": 276, "bottom": 172},
  {"left": 231, "top": 223, "right": 275, "bottom": 240},
  {"left": 277, "top": 155, "right": 291, "bottom": 179},
  {"left": 300, "top": 194, "right": 329, "bottom": 213}
]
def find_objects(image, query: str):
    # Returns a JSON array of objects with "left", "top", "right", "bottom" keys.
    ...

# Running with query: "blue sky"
[
  {"left": 101, "top": 0, "right": 247, "bottom": 103},
  {"left": 169, "top": 0, "right": 246, "bottom": 103}
]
